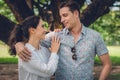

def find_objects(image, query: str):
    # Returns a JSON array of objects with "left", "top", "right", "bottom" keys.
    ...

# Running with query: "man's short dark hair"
[{"left": 59, "top": 0, "right": 80, "bottom": 17}]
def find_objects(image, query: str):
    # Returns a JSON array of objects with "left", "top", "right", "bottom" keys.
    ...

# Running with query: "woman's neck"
[{"left": 28, "top": 37, "right": 41, "bottom": 50}]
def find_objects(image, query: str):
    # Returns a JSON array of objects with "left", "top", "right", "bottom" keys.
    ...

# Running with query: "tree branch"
[
  {"left": 80, "top": 0, "right": 115, "bottom": 26},
  {"left": 5, "top": 0, "right": 34, "bottom": 23}
]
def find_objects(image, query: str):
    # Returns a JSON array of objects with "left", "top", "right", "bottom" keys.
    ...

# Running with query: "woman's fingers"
[
  {"left": 51, "top": 36, "right": 60, "bottom": 53},
  {"left": 53, "top": 36, "right": 60, "bottom": 43}
]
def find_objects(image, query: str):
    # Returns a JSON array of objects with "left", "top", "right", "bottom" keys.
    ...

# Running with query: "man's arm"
[
  {"left": 15, "top": 42, "right": 31, "bottom": 61},
  {"left": 98, "top": 53, "right": 112, "bottom": 80},
  {"left": 94, "top": 33, "right": 112, "bottom": 80}
]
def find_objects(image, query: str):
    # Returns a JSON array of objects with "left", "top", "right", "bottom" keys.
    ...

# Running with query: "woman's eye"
[{"left": 42, "top": 24, "right": 45, "bottom": 28}]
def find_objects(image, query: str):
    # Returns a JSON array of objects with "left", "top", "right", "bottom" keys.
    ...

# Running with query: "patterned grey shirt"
[
  {"left": 42, "top": 25, "right": 108, "bottom": 80},
  {"left": 19, "top": 43, "right": 59, "bottom": 80}
]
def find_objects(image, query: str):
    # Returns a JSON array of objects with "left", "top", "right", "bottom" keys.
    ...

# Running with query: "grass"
[
  {"left": 109, "top": 74, "right": 120, "bottom": 80},
  {"left": 108, "top": 46, "right": 120, "bottom": 57},
  {"left": 0, "top": 58, "right": 18, "bottom": 64},
  {"left": 94, "top": 74, "right": 120, "bottom": 80},
  {"left": 0, "top": 41, "right": 120, "bottom": 64},
  {"left": 0, "top": 42, "right": 18, "bottom": 64},
  {"left": 0, "top": 42, "right": 119, "bottom": 79},
  {"left": 95, "top": 56, "right": 120, "bottom": 66},
  {"left": 95, "top": 46, "right": 120, "bottom": 66}
]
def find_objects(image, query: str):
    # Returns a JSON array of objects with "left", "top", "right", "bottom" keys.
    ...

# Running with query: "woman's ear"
[{"left": 29, "top": 27, "right": 35, "bottom": 34}]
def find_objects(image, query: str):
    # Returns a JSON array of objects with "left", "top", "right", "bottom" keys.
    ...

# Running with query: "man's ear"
[
  {"left": 29, "top": 27, "right": 35, "bottom": 34},
  {"left": 74, "top": 10, "right": 79, "bottom": 18}
]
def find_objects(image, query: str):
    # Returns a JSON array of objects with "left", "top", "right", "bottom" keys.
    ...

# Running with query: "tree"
[
  {"left": 90, "top": 11, "right": 120, "bottom": 45},
  {"left": 0, "top": 0, "right": 116, "bottom": 44}
]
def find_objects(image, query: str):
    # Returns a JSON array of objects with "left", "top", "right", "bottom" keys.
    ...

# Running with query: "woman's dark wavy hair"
[{"left": 8, "top": 16, "right": 41, "bottom": 55}]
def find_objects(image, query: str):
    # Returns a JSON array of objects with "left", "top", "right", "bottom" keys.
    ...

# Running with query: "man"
[{"left": 15, "top": 1, "right": 111, "bottom": 80}]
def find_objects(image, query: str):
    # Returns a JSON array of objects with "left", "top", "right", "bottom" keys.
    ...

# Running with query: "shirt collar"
[{"left": 63, "top": 24, "right": 87, "bottom": 35}]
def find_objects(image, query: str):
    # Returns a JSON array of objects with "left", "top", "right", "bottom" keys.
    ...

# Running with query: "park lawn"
[
  {"left": 95, "top": 46, "right": 120, "bottom": 65},
  {"left": 0, "top": 42, "right": 120, "bottom": 64},
  {"left": 0, "top": 43, "right": 18, "bottom": 64},
  {"left": 0, "top": 42, "right": 119, "bottom": 79},
  {"left": 107, "top": 46, "right": 120, "bottom": 57}
]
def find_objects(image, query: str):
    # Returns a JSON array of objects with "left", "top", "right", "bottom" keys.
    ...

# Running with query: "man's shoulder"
[
  {"left": 86, "top": 27, "right": 101, "bottom": 36},
  {"left": 46, "top": 32, "right": 56, "bottom": 36},
  {"left": 45, "top": 29, "right": 65, "bottom": 37}
]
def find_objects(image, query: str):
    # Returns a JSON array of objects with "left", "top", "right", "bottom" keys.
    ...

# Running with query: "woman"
[{"left": 8, "top": 16, "right": 60, "bottom": 80}]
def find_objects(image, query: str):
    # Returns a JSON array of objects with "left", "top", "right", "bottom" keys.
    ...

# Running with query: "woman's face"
[{"left": 34, "top": 19, "right": 47, "bottom": 40}]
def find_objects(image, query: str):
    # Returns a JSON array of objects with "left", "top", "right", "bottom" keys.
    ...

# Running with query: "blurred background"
[{"left": 0, "top": 0, "right": 120, "bottom": 80}]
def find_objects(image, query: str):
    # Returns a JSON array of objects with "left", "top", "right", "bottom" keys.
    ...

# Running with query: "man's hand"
[{"left": 15, "top": 42, "right": 31, "bottom": 61}]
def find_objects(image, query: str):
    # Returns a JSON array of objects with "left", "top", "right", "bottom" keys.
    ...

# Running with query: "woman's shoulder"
[{"left": 25, "top": 43, "right": 35, "bottom": 52}]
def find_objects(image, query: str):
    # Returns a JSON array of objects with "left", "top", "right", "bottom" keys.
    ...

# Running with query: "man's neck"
[
  {"left": 70, "top": 22, "right": 82, "bottom": 43},
  {"left": 70, "top": 22, "right": 82, "bottom": 35}
]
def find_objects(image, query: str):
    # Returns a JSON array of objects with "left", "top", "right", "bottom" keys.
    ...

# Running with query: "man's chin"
[
  {"left": 65, "top": 26, "right": 69, "bottom": 29},
  {"left": 64, "top": 26, "right": 72, "bottom": 31}
]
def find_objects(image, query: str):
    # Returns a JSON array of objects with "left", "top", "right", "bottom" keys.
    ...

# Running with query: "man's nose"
[{"left": 61, "top": 17, "right": 64, "bottom": 23}]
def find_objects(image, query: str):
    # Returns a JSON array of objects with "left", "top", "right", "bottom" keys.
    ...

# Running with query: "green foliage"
[
  {"left": 43, "top": 21, "right": 49, "bottom": 31},
  {"left": 90, "top": 11, "right": 120, "bottom": 45},
  {"left": 0, "top": 0, "right": 16, "bottom": 22}
]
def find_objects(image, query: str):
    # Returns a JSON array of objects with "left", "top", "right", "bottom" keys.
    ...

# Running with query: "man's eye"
[{"left": 63, "top": 14, "right": 68, "bottom": 17}]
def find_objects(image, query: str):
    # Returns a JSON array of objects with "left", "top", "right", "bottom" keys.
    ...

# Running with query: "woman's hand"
[
  {"left": 54, "top": 29, "right": 62, "bottom": 32},
  {"left": 51, "top": 36, "right": 60, "bottom": 53}
]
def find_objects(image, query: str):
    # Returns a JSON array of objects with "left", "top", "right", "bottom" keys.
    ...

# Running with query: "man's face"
[{"left": 59, "top": 7, "right": 77, "bottom": 29}]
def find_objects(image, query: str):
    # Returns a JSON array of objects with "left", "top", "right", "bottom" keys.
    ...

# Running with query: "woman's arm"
[
  {"left": 21, "top": 36, "right": 60, "bottom": 77},
  {"left": 21, "top": 52, "right": 59, "bottom": 77}
]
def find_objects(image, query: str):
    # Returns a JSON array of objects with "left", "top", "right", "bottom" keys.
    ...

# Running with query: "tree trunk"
[
  {"left": 51, "top": 0, "right": 61, "bottom": 23},
  {"left": 0, "top": 0, "right": 116, "bottom": 44},
  {"left": 80, "top": 0, "right": 115, "bottom": 26},
  {"left": 0, "top": 14, "right": 15, "bottom": 44}
]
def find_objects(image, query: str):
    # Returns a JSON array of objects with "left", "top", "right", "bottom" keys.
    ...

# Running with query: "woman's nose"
[{"left": 43, "top": 28, "right": 49, "bottom": 34}]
